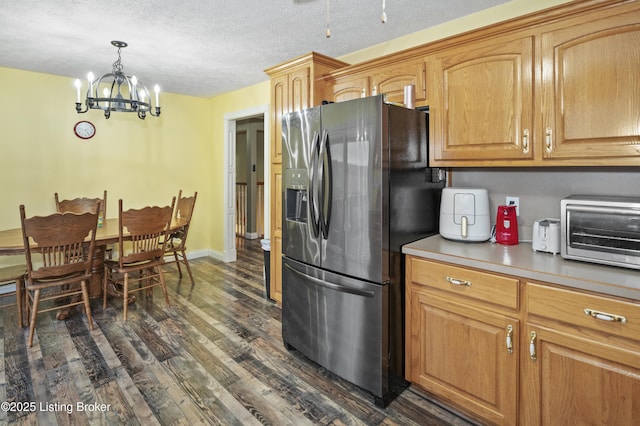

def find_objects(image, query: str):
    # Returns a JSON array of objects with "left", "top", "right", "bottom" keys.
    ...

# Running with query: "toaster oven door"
[{"left": 563, "top": 204, "right": 640, "bottom": 269}]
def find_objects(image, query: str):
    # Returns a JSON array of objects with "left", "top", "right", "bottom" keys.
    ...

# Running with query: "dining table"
[{"left": 0, "top": 217, "right": 188, "bottom": 318}]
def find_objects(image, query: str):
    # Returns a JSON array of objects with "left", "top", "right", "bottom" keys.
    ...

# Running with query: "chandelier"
[{"left": 74, "top": 41, "right": 160, "bottom": 119}]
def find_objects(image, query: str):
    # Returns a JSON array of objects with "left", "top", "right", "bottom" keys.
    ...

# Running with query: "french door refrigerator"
[{"left": 281, "top": 95, "right": 443, "bottom": 407}]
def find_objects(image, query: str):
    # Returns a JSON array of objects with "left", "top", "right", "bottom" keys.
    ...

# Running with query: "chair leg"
[
  {"left": 16, "top": 277, "right": 24, "bottom": 329},
  {"left": 158, "top": 267, "right": 170, "bottom": 307},
  {"left": 174, "top": 251, "right": 183, "bottom": 277},
  {"left": 123, "top": 273, "right": 129, "bottom": 321},
  {"left": 103, "top": 266, "right": 108, "bottom": 310},
  {"left": 80, "top": 280, "right": 94, "bottom": 330},
  {"left": 181, "top": 250, "right": 195, "bottom": 285},
  {"left": 28, "top": 289, "right": 40, "bottom": 348}
]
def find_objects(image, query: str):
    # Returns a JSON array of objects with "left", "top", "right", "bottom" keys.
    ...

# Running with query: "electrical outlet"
[{"left": 506, "top": 196, "right": 520, "bottom": 216}]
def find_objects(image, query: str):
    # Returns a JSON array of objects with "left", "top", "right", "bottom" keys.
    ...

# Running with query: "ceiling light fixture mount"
[{"left": 74, "top": 41, "right": 160, "bottom": 120}]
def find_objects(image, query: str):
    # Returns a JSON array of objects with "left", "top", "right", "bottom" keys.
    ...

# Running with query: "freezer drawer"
[{"left": 282, "top": 256, "right": 388, "bottom": 400}]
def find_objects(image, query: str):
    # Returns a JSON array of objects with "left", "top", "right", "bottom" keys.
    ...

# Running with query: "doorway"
[
  {"left": 223, "top": 105, "right": 270, "bottom": 262},
  {"left": 235, "top": 117, "right": 265, "bottom": 240}
]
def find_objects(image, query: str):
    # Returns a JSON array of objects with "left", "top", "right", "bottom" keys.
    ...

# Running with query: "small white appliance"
[
  {"left": 439, "top": 188, "right": 491, "bottom": 242},
  {"left": 532, "top": 218, "right": 561, "bottom": 254}
]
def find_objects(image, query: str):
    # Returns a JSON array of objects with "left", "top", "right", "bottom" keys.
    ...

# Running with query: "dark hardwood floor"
[{"left": 0, "top": 238, "right": 475, "bottom": 425}]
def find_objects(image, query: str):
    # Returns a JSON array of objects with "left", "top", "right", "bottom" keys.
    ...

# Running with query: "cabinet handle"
[
  {"left": 529, "top": 331, "right": 537, "bottom": 361},
  {"left": 522, "top": 129, "right": 529, "bottom": 154},
  {"left": 506, "top": 324, "right": 514, "bottom": 354},
  {"left": 584, "top": 308, "right": 627, "bottom": 324},
  {"left": 545, "top": 127, "right": 553, "bottom": 153},
  {"left": 446, "top": 276, "right": 471, "bottom": 287}
]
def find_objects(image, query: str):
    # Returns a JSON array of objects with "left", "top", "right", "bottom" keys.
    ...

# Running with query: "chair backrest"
[
  {"left": 170, "top": 191, "right": 197, "bottom": 249},
  {"left": 174, "top": 190, "right": 197, "bottom": 223},
  {"left": 55, "top": 190, "right": 107, "bottom": 218},
  {"left": 20, "top": 203, "right": 99, "bottom": 280},
  {"left": 117, "top": 197, "right": 175, "bottom": 267}
]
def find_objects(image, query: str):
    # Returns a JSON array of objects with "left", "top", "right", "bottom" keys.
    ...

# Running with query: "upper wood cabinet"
[
  {"left": 324, "top": 57, "right": 428, "bottom": 107},
  {"left": 330, "top": 74, "right": 370, "bottom": 103},
  {"left": 371, "top": 59, "right": 427, "bottom": 105},
  {"left": 429, "top": 34, "right": 535, "bottom": 164},
  {"left": 429, "top": 1, "right": 640, "bottom": 166},
  {"left": 541, "top": 12, "right": 640, "bottom": 163},
  {"left": 265, "top": 52, "right": 348, "bottom": 165}
]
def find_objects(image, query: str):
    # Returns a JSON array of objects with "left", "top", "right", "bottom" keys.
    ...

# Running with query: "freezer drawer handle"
[
  {"left": 584, "top": 308, "right": 627, "bottom": 324},
  {"left": 446, "top": 276, "right": 471, "bottom": 287},
  {"left": 284, "top": 262, "right": 376, "bottom": 298}
]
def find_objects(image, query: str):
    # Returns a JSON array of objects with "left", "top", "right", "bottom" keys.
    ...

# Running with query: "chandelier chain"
[{"left": 112, "top": 46, "right": 124, "bottom": 74}]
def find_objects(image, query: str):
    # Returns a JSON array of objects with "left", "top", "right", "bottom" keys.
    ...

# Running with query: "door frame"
[{"left": 223, "top": 104, "right": 270, "bottom": 262}]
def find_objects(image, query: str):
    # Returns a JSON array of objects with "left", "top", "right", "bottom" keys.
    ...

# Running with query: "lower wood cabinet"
[
  {"left": 406, "top": 256, "right": 640, "bottom": 425},
  {"left": 406, "top": 257, "right": 519, "bottom": 425},
  {"left": 407, "top": 291, "right": 518, "bottom": 424},
  {"left": 522, "top": 283, "right": 640, "bottom": 425}
]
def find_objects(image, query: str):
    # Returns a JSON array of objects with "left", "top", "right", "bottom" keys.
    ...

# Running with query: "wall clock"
[{"left": 73, "top": 120, "right": 96, "bottom": 139}]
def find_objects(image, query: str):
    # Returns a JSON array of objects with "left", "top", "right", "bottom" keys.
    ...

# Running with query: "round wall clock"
[{"left": 73, "top": 120, "right": 96, "bottom": 139}]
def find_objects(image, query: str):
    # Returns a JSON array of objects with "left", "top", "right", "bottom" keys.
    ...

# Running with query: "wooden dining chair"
[
  {"left": 55, "top": 190, "right": 107, "bottom": 222},
  {"left": 0, "top": 264, "right": 27, "bottom": 329},
  {"left": 20, "top": 203, "right": 100, "bottom": 347},
  {"left": 103, "top": 198, "right": 175, "bottom": 321},
  {"left": 164, "top": 190, "right": 197, "bottom": 285},
  {"left": 55, "top": 190, "right": 111, "bottom": 258}
]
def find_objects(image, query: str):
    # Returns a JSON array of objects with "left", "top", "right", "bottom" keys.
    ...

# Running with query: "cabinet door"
[
  {"left": 270, "top": 165, "right": 283, "bottom": 304},
  {"left": 430, "top": 35, "right": 534, "bottom": 164},
  {"left": 288, "top": 67, "right": 310, "bottom": 113},
  {"left": 271, "top": 74, "right": 287, "bottom": 164},
  {"left": 372, "top": 60, "right": 427, "bottom": 105},
  {"left": 522, "top": 324, "right": 640, "bottom": 425},
  {"left": 330, "top": 75, "right": 370, "bottom": 103},
  {"left": 270, "top": 68, "right": 311, "bottom": 164},
  {"left": 407, "top": 291, "right": 518, "bottom": 425},
  {"left": 541, "top": 15, "right": 640, "bottom": 162}
]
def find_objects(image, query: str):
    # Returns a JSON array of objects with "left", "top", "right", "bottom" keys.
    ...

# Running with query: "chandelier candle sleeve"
[{"left": 74, "top": 79, "right": 82, "bottom": 103}]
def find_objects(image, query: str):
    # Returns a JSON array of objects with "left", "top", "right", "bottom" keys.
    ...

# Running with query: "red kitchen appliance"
[{"left": 496, "top": 205, "right": 518, "bottom": 245}]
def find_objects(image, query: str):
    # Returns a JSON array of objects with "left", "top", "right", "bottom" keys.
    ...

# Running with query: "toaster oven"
[{"left": 561, "top": 195, "right": 640, "bottom": 270}]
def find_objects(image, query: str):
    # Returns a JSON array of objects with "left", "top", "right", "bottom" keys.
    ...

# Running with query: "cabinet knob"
[
  {"left": 522, "top": 129, "right": 530, "bottom": 154},
  {"left": 529, "top": 331, "right": 537, "bottom": 361},
  {"left": 584, "top": 308, "right": 627, "bottom": 324},
  {"left": 506, "top": 324, "right": 514, "bottom": 354},
  {"left": 446, "top": 276, "right": 471, "bottom": 287},
  {"left": 545, "top": 127, "right": 553, "bottom": 153}
]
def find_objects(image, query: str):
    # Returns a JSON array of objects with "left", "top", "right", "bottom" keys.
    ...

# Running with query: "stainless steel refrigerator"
[{"left": 281, "top": 95, "right": 443, "bottom": 407}]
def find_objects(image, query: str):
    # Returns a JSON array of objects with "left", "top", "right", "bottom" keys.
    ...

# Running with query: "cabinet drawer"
[
  {"left": 409, "top": 258, "right": 519, "bottom": 309},
  {"left": 527, "top": 283, "right": 640, "bottom": 342}
]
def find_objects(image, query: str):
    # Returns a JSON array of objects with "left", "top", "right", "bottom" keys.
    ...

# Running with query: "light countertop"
[{"left": 403, "top": 235, "right": 640, "bottom": 301}]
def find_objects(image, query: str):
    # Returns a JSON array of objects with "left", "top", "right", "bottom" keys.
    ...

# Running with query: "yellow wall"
[
  {"left": 339, "top": 0, "right": 573, "bottom": 64},
  {"left": 207, "top": 82, "right": 270, "bottom": 251},
  {"left": 0, "top": 66, "right": 212, "bottom": 265},
  {"left": 0, "top": 0, "right": 573, "bottom": 267}
]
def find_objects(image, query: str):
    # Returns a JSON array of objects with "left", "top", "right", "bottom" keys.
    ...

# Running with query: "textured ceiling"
[{"left": 0, "top": 0, "right": 510, "bottom": 98}]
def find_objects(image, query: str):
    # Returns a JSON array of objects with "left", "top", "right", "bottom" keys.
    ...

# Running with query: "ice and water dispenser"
[{"left": 285, "top": 169, "right": 308, "bottom": 224}]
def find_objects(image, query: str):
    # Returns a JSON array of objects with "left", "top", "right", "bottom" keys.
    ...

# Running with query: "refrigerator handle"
[
  {"left": 319, "top": 129, "right": 332, "bottom": 239},
  {"left": 309, "top": 131, "right": 321, "bottom": 238},
  {"left": 284, "top": 262, "right": 376, "bottom": 297}
]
